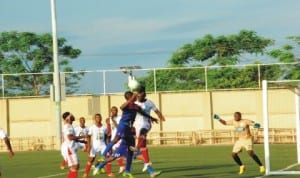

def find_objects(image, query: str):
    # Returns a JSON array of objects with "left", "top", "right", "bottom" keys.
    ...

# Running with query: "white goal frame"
[{"left": 262, "top": 80, "right": 300, "bottom": 175}]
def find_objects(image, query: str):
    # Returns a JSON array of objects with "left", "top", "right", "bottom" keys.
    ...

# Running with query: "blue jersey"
[{"left": 120, "top": 102, "right": 139, "bottom": 124}]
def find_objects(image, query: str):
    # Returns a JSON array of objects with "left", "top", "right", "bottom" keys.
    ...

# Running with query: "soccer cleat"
[
  {"left": 142, "top": 163, "right": 152, "bottom": 172},
  {"left": 119, "top": 166, "right": 125, "bottom": 174},
  {"left": 82, "top": 173, "right": 88, "bottom": 178},
  {"left": 101, "top": 168, "right": 105, "bottom": 173},
  {"left": 60, "top": 165, "right": 65, "bottom": 170},
  {"left": 260, "top": 166, "right": 265, "bottom": 174},
  {"left": 122, "top": 172, "right": 134, "bottom": 178},
  {"left": 92, "top": 167, "right": 100, "bottom": 176},
  {"left": 150, "top": 171, "right": 162, "bottom": 178},
  {"left": 107, "top": 173, "right": 116, "bottom": 177},
  {"left": 239, "top": 165, "right": 246, "bottom": 175}
]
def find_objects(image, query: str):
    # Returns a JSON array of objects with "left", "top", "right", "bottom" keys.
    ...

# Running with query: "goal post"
[{"left": 262, "top": 80, "right": 300, "bottom": 175}]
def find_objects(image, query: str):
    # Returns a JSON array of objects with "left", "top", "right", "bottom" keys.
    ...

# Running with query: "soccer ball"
[{"left": 128, "top": 76, "right": 140, "bottom": 90}]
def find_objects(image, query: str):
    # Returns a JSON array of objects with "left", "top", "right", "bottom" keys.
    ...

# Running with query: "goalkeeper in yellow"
[{"left": 214, "top": 112, "right": 265, "bottom": 175}]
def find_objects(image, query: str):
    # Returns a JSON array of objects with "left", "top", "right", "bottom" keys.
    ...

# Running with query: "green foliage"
[{"left": 0, "top": 31, "right": 82, "bottom": 96}]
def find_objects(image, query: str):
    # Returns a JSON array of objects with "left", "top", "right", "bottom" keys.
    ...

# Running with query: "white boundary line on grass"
[
  {"left": 255, "top": 163, "right": 300, "bottom": 178},
  {"left": 36, "top": 169, "right": 84, "bottom": 178}
]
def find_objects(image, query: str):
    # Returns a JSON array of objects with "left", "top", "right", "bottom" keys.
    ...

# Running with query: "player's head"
[
  {"left": 62, "top": 112, "right": 75, "bottom": 124},
  {"left": 137, "top": 91, "right": 146, "bottom": 102},
  {"left": 234, "top": 112, "right": 242, "bottom": 121},
  {"left": 110, "top": 106, "right": 118, "bottom": 117},
  {"left": 79, "top": 117, "right": 85, "bottom": 127},
  {"left": 124, "top": 91, "right": 133, "bottom": 100},
  {"left": 94, "top": 113, "right": 102, "bottom": 124}
]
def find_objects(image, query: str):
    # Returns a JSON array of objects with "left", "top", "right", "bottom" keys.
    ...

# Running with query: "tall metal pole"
[{"left": 50, "top": 0, "right": 62, "bottom": 149}]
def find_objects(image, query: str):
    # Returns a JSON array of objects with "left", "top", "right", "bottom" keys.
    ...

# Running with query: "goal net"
[{"left": 262, "top": 80, "right": 300, "bottom": 175}]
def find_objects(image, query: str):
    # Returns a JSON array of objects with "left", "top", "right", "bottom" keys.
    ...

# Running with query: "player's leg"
[
  {"left": 102, "top": 124, "right": 125, "bottom": 157},
  {"left": 60, "top": 144, "right": 68, "bottom": 170},
  {"left": 66, "top": 148, "right": 79, "bottom": 178},
  {"left": 245, "top": 139, "right": 265, "bottom": 173},
  {"left": 83, "top": 154, "right": 95, "bottom": 178},
  {"left": 232, "top": 140, "right": 245, "bottom": 174},
  {"left": 123, "top": 131, "right": 135, "bottom": 178},
  {"left": 102, "top": 145, "right": 115, "bottom": 177},
  {"left": 137, "top": 128, "right": 152, "bottom": 171},
  {"left": 113, "top": 141, "right": 125, "bottom": 173}
]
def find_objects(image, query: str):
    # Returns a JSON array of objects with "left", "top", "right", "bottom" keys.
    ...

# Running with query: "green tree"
[
  {"left": 268, "top": 37, "right": 300, "bottom": 80},
  {"left": 0, "top": 31, "right": 82, "bottom": 96},
  {"left": 140, "top": 30, "right": 277, "bottom": 91}
]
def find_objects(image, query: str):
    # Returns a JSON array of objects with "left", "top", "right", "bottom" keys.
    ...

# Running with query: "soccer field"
[{"left": 1, "top": 144, "right": 300, "bottom": 178}]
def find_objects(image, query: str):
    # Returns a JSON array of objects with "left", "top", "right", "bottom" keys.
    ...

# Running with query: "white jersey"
[
  {"left": 74, "top": 126, "right": 89, "bottom": 141},
  {"left": 88, "top": 124, "right": 107, "bottom": 148},
  {"left": 110, "top": 116, "right": 121, "bottom": 141},
  {"left": 134, "top": 99, "right": 157, "bottom": 129},
  {"left": 0, "top": 128, "right": 7, "bottom": 139},
  {"left": 62, "top": 123, "right": 77, "bottom": 149}
]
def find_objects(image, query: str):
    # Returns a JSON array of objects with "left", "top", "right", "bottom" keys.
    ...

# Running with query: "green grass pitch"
[{"left": 1, "top": 144, "right": 300, "bottom": 178}]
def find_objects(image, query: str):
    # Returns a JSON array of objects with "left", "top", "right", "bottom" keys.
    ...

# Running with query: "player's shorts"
[
  {"left": 61, "top": 143, "right": 68, "bottom": 161},
  {"left": 112, "top": 141, "right": 128, "bottom": 159},
  {"left": 77, "top": 142, "right": 86, "bottom": 150},
  {"left": 89, "top": 145, "right": 106, "bottom": 157},
  {"left": 232, "top": 138, "right": 253, "bottom": 153},
  {"left": 112, "top": 140, "right": 122, "bottom": 151},
  {"left": 134, "top": 123, "right": 151, "bottom": 137},
  {"left": 135, "top": 127, "right": 150, "bottom": 138},
  {"left": 66, "top": 147, "right": 79, "bottom": 167}
]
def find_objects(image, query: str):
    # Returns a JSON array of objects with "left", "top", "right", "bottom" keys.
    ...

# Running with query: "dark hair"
[
  {"left": 62, "top": 112, "right": 70, "bottom": 120},
  {"left": 111, "top": 106, "right": 118, "bottom": 111},
  {"left": 95, "top": 113, "right": 102, "bottom": 118},
  {"left": 137, "top": 85, "right": 146, "bottom": 93},
  {"left": 234, "top": 112, "right": 242, "bottom": 117},
  {"left": 124, "top": 91, "right": 133, "bottom": 100}
]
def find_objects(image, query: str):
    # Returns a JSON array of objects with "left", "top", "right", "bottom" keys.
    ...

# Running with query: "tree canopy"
[
  {"left": 0, "top": 31, "right": 82, "bottom": 96},
  {"left": 139, "top": 30, "right": 299, "bottom": 91}
]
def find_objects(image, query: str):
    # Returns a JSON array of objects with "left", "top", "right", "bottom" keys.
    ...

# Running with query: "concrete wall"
[{"left": 0, "top": 89, "right": 297, "bottom": 137}]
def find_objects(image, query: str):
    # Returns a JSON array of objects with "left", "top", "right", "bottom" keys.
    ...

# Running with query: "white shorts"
[
  {"left": 66, "top": 147, "right": 79, "bottom": 167},
  {"left": 134, "top": 123, "right": 151, "bottom": 137},
  {"left": 90, "top": 145, "right": 106, "bottom": 157}
]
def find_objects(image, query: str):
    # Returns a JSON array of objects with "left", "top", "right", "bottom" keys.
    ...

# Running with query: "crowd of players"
[{"left": 60, "top": 87, "right": 165, "bottom": 178}]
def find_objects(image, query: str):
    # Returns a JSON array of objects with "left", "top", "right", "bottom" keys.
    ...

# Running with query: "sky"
[{"left": 1, "top": 0, "right": 300, "bottom": 93}]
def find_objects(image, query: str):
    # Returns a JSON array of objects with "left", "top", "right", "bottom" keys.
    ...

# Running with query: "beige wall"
[{"left": 0, "top": 89, "right": 298, "bottom": 137}]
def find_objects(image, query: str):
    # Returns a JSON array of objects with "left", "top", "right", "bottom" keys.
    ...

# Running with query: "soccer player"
[
  {"left": 61, "top": 112, "right": 86, "bottom": 178},
  {"left": 134, "top": 88, "right": 164, "bottom": 177},
  {"left": 83, "top": 113, "right": 114, "bottom": 178},
  {"left": 214, "top": 112, "right": 265, "bottom": 175},
  {"left": 0, "top": 128, "right": 14, "bottom": 178},
  {"left": 74, "top": 117, "right": 89, "bottom": 151},
  {"left": 93, "top": 91, "right": 157, "bottom": 178}
]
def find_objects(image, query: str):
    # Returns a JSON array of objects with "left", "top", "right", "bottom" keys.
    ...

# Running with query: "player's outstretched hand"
[
  {"left": 213, "top": 114, "right": 220, "bottom": 120},
  {"left": 8, "top": 150, "right": 14, "bottom": 158},
  {"left": 151, "top": 117, "right": 159, "bottom": 124},
  {"left": 254, "top": 123, "right": 261, "bottom": 128}
]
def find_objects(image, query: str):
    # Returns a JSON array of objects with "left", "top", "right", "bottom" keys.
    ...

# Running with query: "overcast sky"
[{"left": 1, "top": 0, "right": 300, "bottom": 93}]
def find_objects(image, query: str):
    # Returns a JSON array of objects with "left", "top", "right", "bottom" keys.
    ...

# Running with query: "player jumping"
[
  {"left": 133, "top": 88, "right": 164, "bottom": 177},
  {"left": 93, "top": 91, "right": 157, "bottom": 178},
  {"left": 214, "top": 112, "right": 265, "bottom": 175}
]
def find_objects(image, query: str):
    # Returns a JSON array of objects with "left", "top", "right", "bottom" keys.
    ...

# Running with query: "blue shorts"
[
  {"left": 112, "top": 141, "right": 128, "bottom": 159},
  {"left": 115, "top": 123, "right": 135, "bottom": 146}
]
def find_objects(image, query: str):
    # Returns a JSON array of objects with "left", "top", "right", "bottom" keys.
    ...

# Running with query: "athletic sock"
[
  {"left": 125, "top": 150, "right": 133, "bottom": 172},
  {"left": 251, "top": 154, "right": 263, "bottom": 166},
  {"left": 106, "top": 162, "right": 112, "bottom": 174},
  {"left": 68, "top": 169, "right": 78, "bottom": 178},
  {"left": 232, "top": 154, "right": 243, "bottom": 166},
  {"left": 117, "top": 158, "right": 124, "bottom": 167},
  {"left": 96, "top": 160, "right": 108, "bottom": 169},
  {"left": 102, "top": 142, "right": 114, "bottom": 156},
  {"left": 84, "top": 162, "right": 92, "bottom": 175},
  {"left": 141, "top": 147, "right": 150, "bottom": 163}
]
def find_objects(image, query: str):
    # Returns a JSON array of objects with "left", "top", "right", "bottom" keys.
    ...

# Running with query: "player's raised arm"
[
  {"left": 154, "top": 109, "right": 165, "bottom": 122},
  {"left": 4, "top": 137, "right": 14, "bottom": 157},
  {"left": 213, "top": 114, "right": 230, "bottom": 125},
  {"left": 245, "top": 119, "right": 261, "bottom": 128}
]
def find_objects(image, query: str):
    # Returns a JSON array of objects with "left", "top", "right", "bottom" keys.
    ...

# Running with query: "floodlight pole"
[
  {"left": 295, "top": 88, "right": 300, "bottom": 163},
  {"left": 262, "top": 80, "right": 270, "bottom": 175},
  {"left": 50, "top": 0, "right": 62, "bottom": 149}
]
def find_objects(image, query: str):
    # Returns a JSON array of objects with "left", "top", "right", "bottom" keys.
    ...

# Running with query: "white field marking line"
[
  {"left": 36, "top": 169, "right": 84, "bottom": 178},
  {"left": 255, "top": 163, "right": 300, "bottom": 178}
]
